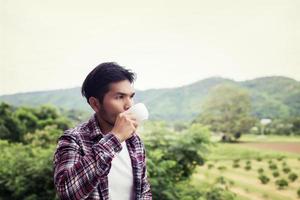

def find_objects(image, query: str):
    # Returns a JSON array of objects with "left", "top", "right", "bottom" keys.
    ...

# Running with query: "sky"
[{"left": 0, "top": 0, "right": 299, "bottom": 95}]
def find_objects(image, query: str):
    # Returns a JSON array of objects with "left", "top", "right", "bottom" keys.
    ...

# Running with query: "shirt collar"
[{"left": 88, "top": 113, "right": 104, "bottom": 141}]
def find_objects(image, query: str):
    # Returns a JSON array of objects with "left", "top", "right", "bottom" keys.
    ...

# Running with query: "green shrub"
[
  {"left": 288, "top": 172, "right": 298, "bottom": 182},
  {"left": 216, "top": 176, "right": 226, "bottom": 185},
  {"left": 258, "top": 175, "right": 270, "bottom": 184},
  {"left": 277, "top": 156, "right": 285, "bottom": 161},
  {"left": 217, "top": 166, "right": 227, "bottom": 171},
  {"left": 145, "top": 123, "right": 211, "bottom": 200},
  {"left": 244, "top": 165, "right": 251, "bottom": 171},
  {"left": 268, "top": 160, "right": 273, "bottom": 164},
  {"left": 272, "top": 171, "right": 280, "bottom": 178},
  {"left": 232, "top": 163, "right": 240, "bottom": 168},
  {"left": 297, "top": 188, "right": 300, "bottom": 198},
  {"left": 233, "top": 159, "right": 240, "bottom": 163},
  {"left": 256, "top": 157, "right": 262, "bottom": 162},
  {"left": 275, "top": 178, "right": 288, "bottom": 189},
  {"left": 258, "top": 168, "right": 264, "bottom": 174},
  {"left": 283, "top": 167, "right": 291, "bottom": 174},
  {"left": 208, "top": 164, "right": 214, "bottom": 169},
  {"left": 282, "top": 162, "right": 287, "bottom": 167},
  {"left": 269, "top": 163, "right": 277, "bottom": 170},
  {"left": 205, "top": 187, "right": 236, "bottom": 200},
  {"left": 246, "top": 160, "right": 251, "bottom": 165},
  {"left": 229, "top": 180, "right": 235, "bottom": 186}
]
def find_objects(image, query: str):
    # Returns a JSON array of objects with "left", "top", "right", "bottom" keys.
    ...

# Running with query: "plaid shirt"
[{"left": 53, "top": 114, "right": 152, "bottom": 200}]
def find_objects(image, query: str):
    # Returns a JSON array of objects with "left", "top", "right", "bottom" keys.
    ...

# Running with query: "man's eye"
[{"left": 116, "top": 96, "right": 123, "bottom": 99}]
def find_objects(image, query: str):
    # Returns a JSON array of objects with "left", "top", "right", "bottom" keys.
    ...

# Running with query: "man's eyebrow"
[{"left": 115, "top": 92, "right": 135, "bottom": 96}]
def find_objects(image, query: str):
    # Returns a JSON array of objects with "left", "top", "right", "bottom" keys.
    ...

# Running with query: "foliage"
[
  {"left": 256, "top": 157, "right": 262, "bottom": 161},
  {"left": 275, "top": 178, "right": 289, "bottom": 189},
  {"left": 283, "top": 167, "right": 291, "bottom": 174},
  {"left": 232, "top": 163, "right": 240, "bottom": 168},
  {"left": 24, "top": 125, "right": 62, "bottom": 148},
  {"left": 258, "top": 174, "right": 270, "bottom": 184},
  {"left": 244, "top": 165, "right": 251, "bottom": 171},
  {"left": 0, "top": 140, "right": 57, "bottom": 200},
  {"left": 288, "top": 172, "right": 298, "bottom": 182},
  {"left": 0, "top": 102, "right": 71, "bottom": 142},
  {"left": 142, "top": 122, "right": 211, "bottom": 199},
  {"left": 269, "top": 163, "right": 277, "bottom": 170},
  {"left": 193, "top": 84, "right": 255, "bottom": 141},
  {"left": 205, "top": 187, "right": 236, "bottom": 200},
  {"left": 258, "top": 168, "right": 264, "bottom": 174},
  {"left": 272, "top": 171, "right": 280, "bottom": 178},
  {"left": 0, "top": 103, "right": 73, "bottom": 199}
]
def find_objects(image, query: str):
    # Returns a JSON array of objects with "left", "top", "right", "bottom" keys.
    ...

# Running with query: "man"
[{"left": 53, "top": 62, "right": 152, "bottom": 200}]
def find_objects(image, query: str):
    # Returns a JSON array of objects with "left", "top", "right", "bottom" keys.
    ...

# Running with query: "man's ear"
[{"left": 88, "top": 97, "right": 101, "bottom": 113}]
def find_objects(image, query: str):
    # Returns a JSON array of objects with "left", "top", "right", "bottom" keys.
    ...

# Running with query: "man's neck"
[{"left": 95, "top": 113, "right": 113, "bottom": 135}]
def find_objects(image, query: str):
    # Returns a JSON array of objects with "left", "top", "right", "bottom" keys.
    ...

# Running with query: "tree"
[
  {"left": 0, "top": 140, "right": 58, "bottom": 200},
  {"left": 193, "top": 84, "right": 255, "bottom": 141},
  {"left": 0, "top": 102, "right": 25, "bottom": 142},
  {"left": 142, "top": 122, "right": 211, "bottom": 199}
]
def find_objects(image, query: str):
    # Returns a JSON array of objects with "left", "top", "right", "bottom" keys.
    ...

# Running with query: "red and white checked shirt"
[{"left": 53, "top": 114, "right": 152, "bottom": 200}]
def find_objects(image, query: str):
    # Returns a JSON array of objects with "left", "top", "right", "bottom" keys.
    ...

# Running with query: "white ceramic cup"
[{"left": 125, "top": 103, "right": 149, "bottom": 122}]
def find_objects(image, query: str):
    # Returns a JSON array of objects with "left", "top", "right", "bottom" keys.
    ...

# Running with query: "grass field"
[{"left": 192, "top": 136, "right": 300, "bottom": 200}]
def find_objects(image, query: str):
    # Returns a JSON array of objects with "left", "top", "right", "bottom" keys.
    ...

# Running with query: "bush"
[
  {"left": 232, "top": 163, "right": 240, "bottom": 168},
  {"left": 256, "top": 157, "right": 262, "bottom": 162},
  {"left": 272, "top": 171, "right": 280, "bottom": 178},
  {"left": 0, "top": 140, "right": 57, "bottom": 200},
  {"left": 258, "top": 168, "right": 264, "bottom": 174},
  {"left": 175, "top": 181, "right": 204, "bottom": 200},
  {"left": 144, "top": 123, "right": 211, "bottom": 200},
  {"left": 269, "top": 163, "right": 278, "bottom": 170},
  {"left": 246, "top": 160, "right": 251, "bottom": 165},
  {"left": 217, "top": 166, "right": 227, "bottom": 171},
  {"left": 268, "top": 160, "right": 273, "bottom": 164},
  {"left": 216, "top": 176, "right": 227, "bottom": 185},
  {"left": 244, "top": 165, "right": 251, "bottom": 171},
  {"left": 258, "top": 175, "right": 270, "bottom": 184},
  {"left": 277, "top": 156, "right": 285, "bottom": 161},
  {"left": 205, "top": 187, "right": 236, "bottom": 200},
  {"left": 229, "top": 180, "right": 235, "bottom": 186},
  {"left": 275, "top": 178, "right": 288, "bottom": 189},
  {"left": 288, "top": 173, "right": 298, "bottom": 182},
  {"left": 283, "top": 167, "right": 291, "bottom": 174},
  {"left": 297, "top": 188, "right": 300, "bottom": 198},
  {"left": 208, "top": 164, "right": 214, "bottom": 169}
]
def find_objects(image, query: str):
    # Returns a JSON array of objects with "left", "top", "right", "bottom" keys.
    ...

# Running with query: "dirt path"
[{"left": 239, "top": 142, "right": 300, "bottom": 154}]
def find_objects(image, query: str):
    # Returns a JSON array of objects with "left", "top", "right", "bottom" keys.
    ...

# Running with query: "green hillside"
[{"left": 1, "top": 76, "right": 299, "bottom": 121}]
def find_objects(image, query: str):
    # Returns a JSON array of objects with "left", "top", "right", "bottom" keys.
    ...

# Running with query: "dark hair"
[{"left": 81, "top": 62, "right": 136, "bottom": 104}]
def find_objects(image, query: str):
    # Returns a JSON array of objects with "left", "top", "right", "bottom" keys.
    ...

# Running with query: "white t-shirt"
[{"left": 108, "top": 142, "right": 134, "bottom": 200}]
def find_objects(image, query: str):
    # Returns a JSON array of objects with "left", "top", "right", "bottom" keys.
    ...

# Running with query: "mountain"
[{"left": 1, "top": 76, "right": 300, "bottom": 121}]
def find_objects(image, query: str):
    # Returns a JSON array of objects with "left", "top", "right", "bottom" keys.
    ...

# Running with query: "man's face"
[{"left": 98, "top": 80, "right": 135, "bottom": 126}]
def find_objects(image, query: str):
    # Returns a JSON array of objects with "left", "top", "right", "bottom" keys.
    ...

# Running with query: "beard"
[{"left": 99, "top": 106, "right": 116, "bottom": 127}]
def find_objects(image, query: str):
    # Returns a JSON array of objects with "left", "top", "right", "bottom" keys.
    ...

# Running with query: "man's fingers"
[{"left": 124, "top": 112, "right": 137, "bottom": 121}]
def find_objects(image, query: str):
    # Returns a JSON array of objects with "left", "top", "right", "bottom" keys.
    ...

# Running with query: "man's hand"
[{"left": 111, "top": 112, "right": 138, "bottom": 143}]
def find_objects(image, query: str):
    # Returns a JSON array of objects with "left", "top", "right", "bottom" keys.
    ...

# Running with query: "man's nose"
[{"left": 124, "top": 97, "right": 134, "bottom": 111}]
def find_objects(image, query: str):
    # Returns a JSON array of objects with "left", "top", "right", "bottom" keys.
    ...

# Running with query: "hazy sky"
[{"left": 1, "top": 0, "right": 299, "bottom": 95}]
